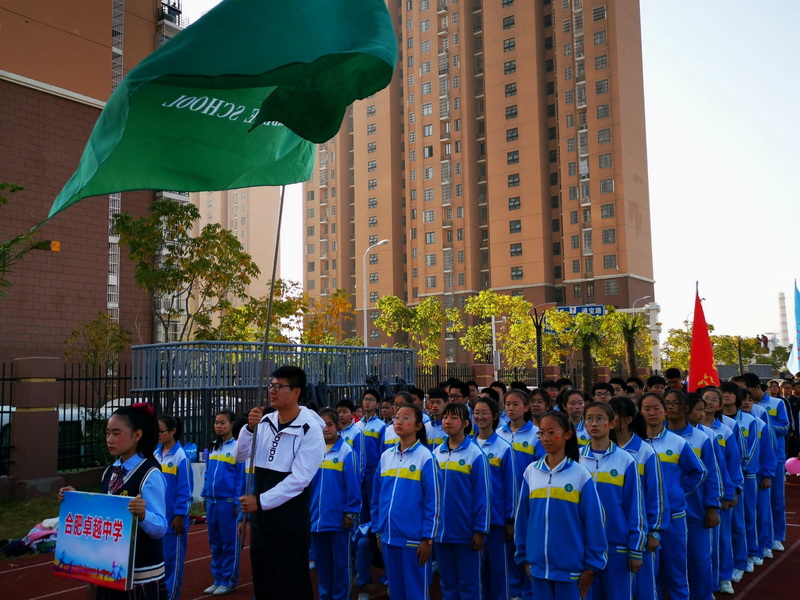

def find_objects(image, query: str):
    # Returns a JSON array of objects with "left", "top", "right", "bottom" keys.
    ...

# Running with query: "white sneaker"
[
  {"left": 731, "top": 569, "right": 744, "bottom": 583},
  {"left": 751, "top": 556, "right": 764, "bottom": 566},
  {"left": 213, "top": 586, "right": 233, "bottom": 596},
  {"left": 745, "top": 558, "right": 755, "bottom": 573},
  {"left": 309, "top": 560, "right": 316, "bottom": 570},
  {"left": 719, "top": 580, "right": 734, "bottom": 595},
  {"left": 203, "top": 585, "right": 219, "bottom": 595},
  {"left": 358, "top": 594, "right": 369, "bottom": 600},
  {"left": 763, "top": 548, "right": 773, "bottom": 559},
  {"left": 772, "top": 540, "right": 785, "bottom": 551}
]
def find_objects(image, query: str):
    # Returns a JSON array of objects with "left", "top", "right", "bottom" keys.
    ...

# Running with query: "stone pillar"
[
  {"left": 543, "top": 366, "right": 561, "bottom": 380},
  {"left": 473, "top": 364, "right": 495, "bottom": 390},
  {"left": 10, "top": 357, "right": 64, "bottom": 498},
  {"left": 593, "top": 366, "right": 611, "bottom": 383}
]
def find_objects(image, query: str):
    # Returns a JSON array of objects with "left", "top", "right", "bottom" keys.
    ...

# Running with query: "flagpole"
[{"left": 243, "top": 184, "right": 287, "bottom": 537}]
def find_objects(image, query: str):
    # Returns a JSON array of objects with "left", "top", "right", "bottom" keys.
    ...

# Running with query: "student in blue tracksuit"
[
  {"left": 698, "top": 387, "right": 744, "bottom": 595},
  {"left": 580, "top": 402, "right": 646, "bottom": 600},
  {"left": 310, "top": 409, "right": 361, "bottom": 600},
  {"left": 740, "top": 388, "right": 775, "bottom": 567},
  {"left": 665, "top": 390, "right": 722, "bottom": 600},
  {"left": 497, "top": 388, "right": 541, "bottom": 600},
  {"left": 529, "top": 387, "right": 552, "bottom": 428},
  {"left": 473, "top": 396, "right": 516, "bottom": 600},
  {"left": 336, "top": 399, "right": 365, "bottom": 480},
  {"left": 372, "top": 404, "right": 440, "bottom": 600},
  {"left": 514, "top": 410, "right": 608, "bottom": 600},
  {"left": 433, "top": 402, "right": 490, "bottom": 600},
  {"left": 426, "top": 388, "right": 448, "bottom": 448},
  {"left": 610, "top": 397, "right": 666, "bottom": 600},
  {"left": 155, "top": 415, "right": 193, "bottom": 600},
  {"left": 201, "top": 410, "right": 244, "bottom": 596},
  {"left": 357, "top": 389, "right": 386, "bottom": 524},
  {"left": 637, "top": 392, "right": 706, "bottom": 600},
  {"left": 719, "top": 381, "right": 758, "bottom": 581},
  {"left": 741, "top": 372, "right": 789, "bottom": 554},
  {"left": 557, "top": 388, "right": 592, "bottom": 447}
]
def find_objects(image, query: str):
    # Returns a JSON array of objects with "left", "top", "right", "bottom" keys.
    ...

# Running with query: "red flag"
[{"left": 688, "top": 290, "right": 720, "bottom": 391}]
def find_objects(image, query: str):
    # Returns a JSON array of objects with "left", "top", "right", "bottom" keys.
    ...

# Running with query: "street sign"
[{"left": 544, "top": 304, "right": 607, "bottom": 334}]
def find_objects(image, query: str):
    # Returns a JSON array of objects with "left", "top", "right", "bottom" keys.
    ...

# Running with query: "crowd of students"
[{"left": 57, "top": 365, "right": 796, "bottom": 600}]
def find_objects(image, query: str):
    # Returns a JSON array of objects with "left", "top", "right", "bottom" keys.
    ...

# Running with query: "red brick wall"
[{"left": 0, "top": 80, "right": 153, "bottom": 364}]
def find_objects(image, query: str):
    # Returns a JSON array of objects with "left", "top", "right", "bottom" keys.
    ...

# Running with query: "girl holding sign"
[{"left": 59, "top": 402, "right": 169, "bottom": 599}]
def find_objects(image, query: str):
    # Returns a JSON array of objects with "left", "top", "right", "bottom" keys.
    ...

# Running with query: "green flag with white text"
[{"left": 49, "top": 0, "right": 397, "bottom": 218}]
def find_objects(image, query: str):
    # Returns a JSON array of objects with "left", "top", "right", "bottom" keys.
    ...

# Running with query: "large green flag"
[{"left": 49, "top": 0, "right": 397, "bottom": 218}]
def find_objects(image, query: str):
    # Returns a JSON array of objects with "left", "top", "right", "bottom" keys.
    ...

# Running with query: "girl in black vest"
[{"left": 60, "top": 403, "right": 169, "bottom": 599}]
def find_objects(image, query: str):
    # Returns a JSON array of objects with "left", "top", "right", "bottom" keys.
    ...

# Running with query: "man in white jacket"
[{"left": 237, "top": 365, "right": 325, "bottom": 600}]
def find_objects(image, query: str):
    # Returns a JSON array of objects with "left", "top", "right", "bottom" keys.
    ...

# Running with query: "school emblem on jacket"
[
  {"left": 409, "top": 465, "right": 417, "bottom": 472},
  {"left": 168, "top": 462, "right": 173, "bottom": 468},
  {"left": 717, "top": 434, "right": 723, "bottom": 441},
  {"left": 666, "top": 449, "right": 674, "bottom": 456},
  {"left": 459, "top": 459, "right": 466, "bottom": 466},
  {"left": 565, "top": 483, "right": 574, "bottom": 492},
  {"left": 488, "top": 453, "right": 494, "bottom": 459},
  {"left": 522, "top": 441, "right": 529, "bottom": 447},
  {"left": 610, "top": 469, "right": 618, "bottom": 477},
  {"left": 333, "top": 457, "right": 339, "bottom": 463}
]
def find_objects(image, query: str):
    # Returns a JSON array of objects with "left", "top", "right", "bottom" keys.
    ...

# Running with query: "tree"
[
  {"left": 0, "top": 183, "right": 50, "bottom": 298},
  {"left": 755, "top": 345, "right": 791, "bottom": 372},
  {"left": 301, "top": 288, "right": 355, "bottom": 345},
  {"left": 711, "top": 335, "right": 762, "bottom": 369},
  {"left": 661, "top": 322, "right": 696, "bottom": 372},
  {"left": 599, "top": 310, "right": 652, "bottom": 377},
  {"left": 113, "top": 199, "right": 260, "bottom": 341},
  {"left": 571, "top": 313, "right": 605, "bottom": 389},
  {"left": 459, "top": 290, "right": 537, "bottom": 368},
  {"left": 374, "top": 295, "right": 455, "bottom": 368},
  {"left": 65, "top": 312, "right": 132, "bottom": 367}
]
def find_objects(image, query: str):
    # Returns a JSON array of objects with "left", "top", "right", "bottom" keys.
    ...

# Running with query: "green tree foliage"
[
  {"left": 113, "top": 199, "right": 260, "bottom": 341},
  {"left": 64, "top": 312, "right": 132, "bottom": 367},
  {"left": 661, "top": 322, "right": 696, "bottom": 371},
  {"left": 0, "top": 183, "right": 50, "bottom": 298},
  {"left": 598, "top": 310, "right": 653, "bottom": 377},
  {"left": 374, "top": 295, "right": 453, "bottom": 368},
  {"left": 711, "top": 335, "right": 762, "bottom": 368},
  {"left": 755, "top": 345, "right": 791, "bottom": 371},
  {"left": 301, "top": 288, "right": 355, "bottom": 345}
]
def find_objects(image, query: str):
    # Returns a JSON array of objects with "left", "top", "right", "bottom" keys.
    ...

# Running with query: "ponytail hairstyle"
[
  {"left": 609, "top": 396, "right": 644, "bottom": 438},
  {"left": 583, "top": 401, "right": 618, "bottom": 444},
  {"left": 397, "top": 403, "right": 428, "bottom": 448},
  {"left": 442, "top": 401, "right": 473, "bottom": 436},
  {"left": 113, "top": 402, "right": 158, "bottom": 460},
  {"left": 211, "top": 410, "right": 236, "bottom": 451},
  {"left": 540, "top": 409, "right": 579, "bottom": 462},
  {"left": 158, "top": 414, "right": 182, "bottom": 442},
  {"left": 473, "top": 396, "right": 500, "bottom": 431}
]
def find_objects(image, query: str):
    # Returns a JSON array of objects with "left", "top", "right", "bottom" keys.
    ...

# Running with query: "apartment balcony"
[{"left": 438, "top": 0, "right": 448, "bottom": 14}]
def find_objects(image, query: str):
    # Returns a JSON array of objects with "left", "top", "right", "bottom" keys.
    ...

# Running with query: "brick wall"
[{"left": 0, "top": 80, "right": 153, "bottom": 363}]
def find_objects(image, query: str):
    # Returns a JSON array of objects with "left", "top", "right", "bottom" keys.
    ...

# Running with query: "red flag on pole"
[{"left": 688, "top": 288, "right": 720, "bottom": 391}]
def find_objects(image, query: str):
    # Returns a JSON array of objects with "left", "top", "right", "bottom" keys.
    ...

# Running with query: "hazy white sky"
[{"left": 183, "top": 0, "right": 800, "bottom": 343}]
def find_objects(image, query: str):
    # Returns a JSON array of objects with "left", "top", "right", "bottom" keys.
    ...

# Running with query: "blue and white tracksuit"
[
  {"left": 202, "top": 438, "right": 244, "bottom": 590},
  {"left": 645, "top": 428, "right": 706, "bottom": 600},
  {"left": 474, "top": 433, "right": 516, "bottom": 600},
  {"left": 752, "top": 415, "right": 776, "bottom": 557},
  {"left": 372, "top": 440, "right": 441, "bottom": 600},
  {"left": 514, "top": 456, "right": 608, "bottom": 600},
  {"left": 575, "top": 419, "right": 591, "bottom": 447},
  {"left": 427, "top": 419, "right": 446, "bottom": 448},
  {"left": 310, "top": 437, "right": 362, "bottom": 600},
  {"left": 359, "top": 415, "right": 386, "bottom": 523},
  {"left": 497, "top": 420, "right": 542, "bottom": 599},
  {"left": 340, "top": 421, "right": 365, "bottom": 481},
  {"left": 618, "top": 435, "right": 666, "bottom": 600},
  {"left": 706, "top": 419, "right": 743, "bottom": 584},
  {"left": 669, "top": 423, "right": 721, "bottom": 600},
  {"left": 155, "top": 441, "right": 192, "bottom": 600},
  {"left": 580, "top": 443, "right": 647, "bottom": 600},
  {"left": 720, "top": 414, "right": 748, "bottom": 573},
  {"left": 756, "top": 394, "right": 789, "bottom": 543},
  {"left": 433, "top": 437, "right": 490, "bottom": 600},
  {"left": 730, "top": 410, "right": 760, "bottom": 559}
]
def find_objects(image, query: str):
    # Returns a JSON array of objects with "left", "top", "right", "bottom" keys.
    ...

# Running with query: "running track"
[{"left": 2, "top": 479, "right": 799, "bottom": 600}]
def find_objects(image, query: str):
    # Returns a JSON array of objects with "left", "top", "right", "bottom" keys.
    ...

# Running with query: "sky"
[{"left": 183, "top": 0, "right": 800, "bottom": 345}]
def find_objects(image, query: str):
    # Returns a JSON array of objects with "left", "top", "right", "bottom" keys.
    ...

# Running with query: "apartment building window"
[
  {"left": 423, "top": 124, "right": 433, "bottom": 137},
  {"left": 368, "top": 216, "right": 378, "bottom": 227},
  {"left": 568, "top": 186, "right": 578, "bottom": 200},
  {"left": 594, "top": 30, "right": 607, "bottom": 45},
  {"left": 574, "top": 285, "right": 582, "bottom": 299},
  {"left": 508, "top": 174, "right": 520, "bottom": 187},
  {"left": 503, "top": 16, "right": 515, "bottom": 29},
  {"left": 596, "top": 79, "right": 609, "bottom": 95},
  {"left": 367, "top": 123, "right": 376, "bottom": 135},
  {"left": 369, "top": 272, "right": 379, "bottom": 283},
  {"left": 568, "top": 162, "right": 577, "bottom": 176},
  {"left": 367, "top": 160, "right": 377, "bottom": 172},
  {"left": 448, "top": 230, "right": 455, "bottom": 242},
  {"left": 564, "top": 90, "right": 574, "bottom": 105},
  {"left": 502, "top": 0, "right": 514, "bottom": 6},
  {"left": 605, "top": 280, "right": 618, "bottom": 295},
  {"left": 552, "top": 218, "right": 561, "bottom": 232},
  {"left": 504, "top": 60, "right": 516, "bottom": 74},
  {"left": 511, "top": 266, "right": 523, "bottom": 280},
  {"left": 554, "top": 266, "right": 562, "bottom": 279},
  {"left": 506, "top": 128, "right": 519, "bottom": 142},
  {"left": 307, "top": 208, "right": 315, "bottom": 219},
  {"left": 510, "top": 243, "right": 522, "bottom": 257},
  {"left": 505, "top": 82, "right": 517, "bottom": 97},
  {"left": 369, "top": 235, "right": 378, "bottom": 245},
  {"left": 550, "top": 172, "right": 558, "bottom": 185},
  {"left": 503, "top": 38, "right": 516, "bottom": 52},
  {"left": 369, "top": 253, "right": 378, "bottom": 265},
  {"left": 421, "top": 19, "right": 430, "bottom": 31},
  {"left": 307, "top": 226, "right": 315, "bottom": 236},
  {"left": 562, "top": 18, "right": 571, "bottom": 33},
  {"left": 307, "top": 261, "right": 315, "bottom": 273},
  {"left": 569, "top": 210, "right": 578, "bottom": 225},
  {"left": 600, "top": 178, "right": 615, "bottom": 193},
  {"left": 602, "top": 229, "right": 616, "bottom": 244},
  {"left": 553, "top": 242, "right": 561, "bottom": 255},
  {"left": 595, "top": 55, "right": 608, "bottom": 70},
  {"left": 547, "top": 104, "right": 556, "bottom": 117},
  {"left": 367, "top": 142, "right": 377, "bottom": 153},
  {"left": 598, "top": 128, "right": 611, "bottom": 144},
  {"left": 600, "top": 203, "right": 615, "bottom": 218},
  {"left": 424, "top": 188, "right": 435, "bottom": 201},
  {"left": 506, "top": 105, "right": 518, "bottom": 119},
  {"left": 457, "top": 272, "right": 464, "bottom": 285},
  {"left": 508, "top": 196, "right": 521, "bottom": 210},
  {"left": 367, "top": 197, "right": 378, "bottom": 210},
  {"left": 307, "top": 243, "right": 315, "bottom": 254},
  {"left": 425, "top": 253, "right": 436, "bottom": 266},
  {"left": 585, "top": 257, "right": 593, "bottom": 272},
  {"left": 368, "top": 179, "right": 378, "bottom": 190},
  {"left": 422, "top": 82, "right": 432, "bottom": 95},
  {"left": 370, "top": 292, "right": 379, "bottom": 302},
  {"left": 456, "top": 206, "right": 464, "bottom": 218},
  {"left": 426, "top": 275, "right": 437, "bottom": 288},
  {"left": 409, "top": 112, "right": 416, "bottom": 124},
  {"left": 425, "top": 232, "right": 435, "bottom": 244},
  {"left": 412, "top": 267, "right": 418, "bottom": 279},
  {"left": 408, "top": 93, "right": 414, "bottom": 105},
  {"left": 597, "top": 104, "right": 610, "bottom": 119},
  {"left": 457, "top": 228, "right": 464, "bottom": 241},
  {"left": 421, "top": 61, "right": 431, "bottom": 74},
  {"left": 424, "top": 167, "right": 434, "bottom": 180},
  {"left": 566, "top": 114, "right": 575, "bottom": 127},
  {"left": 423, "top": 145, "right": 434, "bottom": 158},
  {"left": 603, "top": 254, "right": 617, "bottom": 270},
  {"left": 564, "top": 66, "right": 573, "bottom": 82},
  {"left": 410, "top": 170, "right": 417, "bottom": 181},
  {"left": 457, "top": 250, "right": 465, "bottom": 263},
  {"left": 507, "top": 151, "right": 520, "bottom": 165},
  {"left": 423, "top": 210, "right": 435, "bottom": 222},
  {"left": 572, "top": 259, "right": 580, "bottom": 273},
  {"left": 593, "top": 5, "right": 607, "bottom": 21},
  {"left": 509, "top": 220, "right": 522, "bottom": 234},
  {"left": 571, "top": 235, "right": 580, "bottom": 249},
  {"left": 422, "top": 103, "right": 433, "bottom": 116},
  {"left": 564, "top": 42, "right": 571, "bottom": 56}
]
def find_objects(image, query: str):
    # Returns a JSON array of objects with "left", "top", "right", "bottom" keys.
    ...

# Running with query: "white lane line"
[
  {"left": 737, "top": 535, "right": 800, "bottom": 599},
  {"left": 28, "top": 585, "right": 86, "bottom": 600}
]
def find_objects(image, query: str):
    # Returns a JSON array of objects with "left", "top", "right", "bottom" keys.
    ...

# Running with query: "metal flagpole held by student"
[{"left": 242, "top": 184, "right": 286, "bottom": 540}]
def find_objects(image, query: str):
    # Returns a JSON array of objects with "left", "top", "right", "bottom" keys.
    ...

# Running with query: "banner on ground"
[{"left": 53, "top": 491, "right": 137, "bottom": 591}]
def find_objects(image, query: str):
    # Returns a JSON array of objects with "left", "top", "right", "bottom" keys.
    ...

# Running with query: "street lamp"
[
  {"left": 632, "top": 295, "right": 652, "bottom": 309},
  {"left": 362, "top": 239, "right": 390, "bottom": 359},
  {"left": 531, "top": 302, "right": 556, "bottom": 386}
]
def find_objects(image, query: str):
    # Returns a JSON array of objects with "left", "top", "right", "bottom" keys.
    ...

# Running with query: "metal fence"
[
  {"left": 0, "top": 362, "right": 14, "bottom": 476},
  {"left": 413, "top": 365, "right": 476, "bottom": 393}
]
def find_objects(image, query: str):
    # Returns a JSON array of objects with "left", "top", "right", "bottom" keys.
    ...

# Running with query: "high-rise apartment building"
[
  {"left": 0, "top": 1, "right": 187, "bottom": 361},
  {"left": 306, "top": 0, "right": 654, "bottom": 368}
]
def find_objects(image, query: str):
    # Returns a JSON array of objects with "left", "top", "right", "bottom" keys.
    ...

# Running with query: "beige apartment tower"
[{"left": 303, "top": 0, "right": 654, "bottom": 368}]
